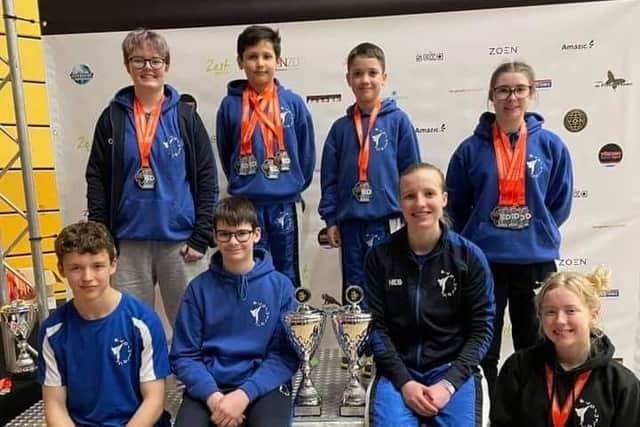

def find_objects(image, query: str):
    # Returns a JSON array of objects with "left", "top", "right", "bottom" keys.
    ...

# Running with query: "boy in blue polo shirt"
[
  {"left": 216, "top": 25, "right": 315, "bottom": 288},
  {"left": 38, "top": 221, "right": 170, "bottom": 427}
]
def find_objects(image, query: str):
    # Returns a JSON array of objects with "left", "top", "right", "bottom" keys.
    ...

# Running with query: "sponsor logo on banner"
[
  {"left": 598, "top": 143, "right": 623, "bottom": 166},
  {"left": 277, "top": 56, "right": 302, "bottom": 71},
  {"left": 561, "top": 39, "right": 595, "bottom": 51},
  {"left": 601, "top": 289, "right": 620, "bottom": 298},
  {"left": 306, "top": 94, "right": 341, "bottom": 103},
  {"left": 70, "top": 64, "right": 94, "bottom": 85},
  {"left": 416, "top": 51, "right": 444, "bottom": 62},
  {"left": 573, "top": 189, "right": 589, "bottom": 199},
  {"left": 564, "top": 109, "right": 588, "bottom": 132},
  {"left": 535, "top": 79, "right": 552, "bottom": 89},
  {"left": 594, "top": 70, "right": 632, "bottom": 90},
  {"left": 448, "top": 87, "right": 483, "bottom": 94},
  {"left": 592, "top": 223, "right": 626, "bottom": 229},
  {"left": 489, "top": 45, "right": 519, "bottom": 55},
  {"left": 76, "top": 136, "right": 91, "bottom": 151},
  {"left": 206, "top": 58, "right": 231, "bottom": 75},
  {"left": 415, "top": 123, "right": 447, "bottom": 135},
  {"left": 558, "top": 257, "right": 588, "bottom": 267}
]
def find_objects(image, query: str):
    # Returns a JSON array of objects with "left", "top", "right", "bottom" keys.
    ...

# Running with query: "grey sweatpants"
[{"left": 113, "top": 240, "right": 207, "bottom": 328}]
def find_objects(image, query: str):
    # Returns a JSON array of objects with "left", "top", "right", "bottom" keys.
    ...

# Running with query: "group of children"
[{"left": 33, "top": 22, "right": 639, "bottom": 427}]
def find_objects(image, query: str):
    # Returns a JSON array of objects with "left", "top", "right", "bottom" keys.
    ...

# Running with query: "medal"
[
  {"left": 352, "top": 181, "right": 373, "bottom": 203},
  {"left": 490, "top": 205, "right": 531, "bottom": 229},
  {"left": 236, "top": 155, "right": 258, "bottom": 176},
  {"left": 134, "top": 167, "right": 156, "bottom": 190},
  {"left": 275, "top": 151, "right": 291, "bottom": 171},
  {"left": 239, "top": 82, "right": 286, "bottom": 179},
  {"left": 262, "top": 158, "right": 280, "bottom": 179},
  {"left": 352, "top": 102, "right": 381, "bottom": 200},
  {"left": 133, "top": 95, "right": 164, "bottom": 191}
]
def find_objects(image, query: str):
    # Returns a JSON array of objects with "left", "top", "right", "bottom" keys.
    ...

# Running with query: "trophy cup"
[
  {"left": 331, "top": 285, "right": 372, "bottom": 416},
  {"left": 283, "top": 288, "right": 325, "bottom": 416},
  {"left": 0, "top": 299, "right": 38, "bottom": 375}
]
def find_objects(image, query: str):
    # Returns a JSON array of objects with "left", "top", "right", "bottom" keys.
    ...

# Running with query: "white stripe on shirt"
[
  {"left": 43, "top": 322, "right": 63, "bottom": 386},
  {"left": 132, "top": 317, "right": 156, "bottom": 382}
]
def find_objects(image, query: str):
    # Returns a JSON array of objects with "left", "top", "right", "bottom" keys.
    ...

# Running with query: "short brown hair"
[
  {"left": 213, "top": 197, "right": 258, "bottom": 230},
  {"left": 55, "top": 221, "right": 116, "bottom": 264},
  {"left": 121, "top": 28, "right": 170, "bottom": 66},
  {"left": 237, "top": 25, "right": 281, "bottom": 59},
  {"left": 347, "top": 42, "right": 385, "bottom": 73}
]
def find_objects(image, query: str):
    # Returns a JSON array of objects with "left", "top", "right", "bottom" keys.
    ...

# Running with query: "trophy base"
[
  {"left": 340, "top": 405, "right": 365, "bottom": 417},
  {"left": 294, "top": 405, "right": 322, "bottom": 417}
]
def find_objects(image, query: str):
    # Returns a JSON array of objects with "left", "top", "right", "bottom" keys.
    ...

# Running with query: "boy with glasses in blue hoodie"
[{"left": 170, "top": 196, "right": 299, "bottom": 427}]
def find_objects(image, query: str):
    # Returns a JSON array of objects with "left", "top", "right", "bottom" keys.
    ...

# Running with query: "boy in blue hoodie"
[
  {"left": 86, "top": 29, "right": 218, "bottom": 327},
  {"left": 170, "top": 196, "right": 299, "bottom": 427},
  {"left": 318, "top": 42, "right": 421, "bottom": 307},
  {"left": 216, "top": 25, "right": 315, "bottom": 288}
]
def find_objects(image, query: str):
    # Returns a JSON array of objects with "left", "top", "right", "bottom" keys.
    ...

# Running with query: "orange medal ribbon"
[
  {"left": 352, "top": 101, "right": 381, "bottom": 182},
  {"left": 545, "top": 365, "right": 592, "bottom": 427},
  {"left": 239, "top": 82, "right": 284, "bottom": 159},
  {"left": 491, "top": 121, "right": 528, "bottom": 206},
  {"left": 133, "top": 96, "right": 164, "bottom": 169}
]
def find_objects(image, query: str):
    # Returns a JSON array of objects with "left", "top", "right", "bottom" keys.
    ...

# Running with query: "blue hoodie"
[
  {"left": 216, "top": 79, "right": 315, "bottom": 204},
  {"left": 318, "top": 98, "right": 420, "bottom": 226},
  {"left": 170, "top": 248, "right": 299, "bottom": 403},
  {"left": 446, "top": 112, "right": 573, "bottom": 263},
  {"left": 112, "top": 84, "right": 194, "bottom": 241}
]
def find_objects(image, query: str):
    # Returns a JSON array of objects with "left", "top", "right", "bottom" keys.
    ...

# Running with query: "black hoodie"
[{"left": 491, "top": 334, "right": 640, "bottom": 426}]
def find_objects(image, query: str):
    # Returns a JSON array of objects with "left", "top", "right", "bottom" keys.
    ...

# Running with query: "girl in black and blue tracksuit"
[
  {"left": 367, "top": 163, "right": 495, "bottom": 427},
  {"left": 446, "top": 62, "right": 573, "bottom": 396}
]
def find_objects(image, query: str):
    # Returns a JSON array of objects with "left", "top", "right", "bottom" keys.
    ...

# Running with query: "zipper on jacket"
[{"left": 415, "top": 264, "right": 423, "bottom": 369}]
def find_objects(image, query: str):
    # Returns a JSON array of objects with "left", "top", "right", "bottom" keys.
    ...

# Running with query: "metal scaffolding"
[{"left": 1, "top": 0, "right": 49, "bottom": 332}]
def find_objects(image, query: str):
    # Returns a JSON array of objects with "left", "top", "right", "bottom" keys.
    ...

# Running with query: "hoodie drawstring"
[{"left": 239, "top": 274, "right": 248, "bottom": 301}]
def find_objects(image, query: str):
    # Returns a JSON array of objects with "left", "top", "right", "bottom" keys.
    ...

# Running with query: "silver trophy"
[
  {"left": 283, "top": 288, "right": 326, "bottom": 416},
  {"left": 0, "top": 299, "right": 38, "bottom": 375},
  {"left": 331, "top": 285, "right": 372, "bottom": 416}
]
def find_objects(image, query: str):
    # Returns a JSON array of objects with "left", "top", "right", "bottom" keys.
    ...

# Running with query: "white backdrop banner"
[{"left": 43, "top": 0, "right": 640, "bottom": 373}]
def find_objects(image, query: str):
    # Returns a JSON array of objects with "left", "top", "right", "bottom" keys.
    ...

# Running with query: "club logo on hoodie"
[
  {"left": 371, "top": 128, "right": 388, "bottom": 151},
  {"left": 574, "top": 399, "right": 600, "bottom": 427},
  {"left": 280, "top": 107, "right": 294, "bottom": 128},
  {"left": 162, "top": 135, "right": 183, "bottom": 159},
  {"left": 526, "top": 154, "right": 545, "bottom": 178},
  {"left": 250, "top": 301, "right": 270, "bottom": 327},
  {"left": 436, "top": 270, "right": 458, "bottom": 298}
]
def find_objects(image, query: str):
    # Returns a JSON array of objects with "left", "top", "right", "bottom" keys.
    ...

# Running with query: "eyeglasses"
[
  {"left": 214, "top": 229, "right": 254, "bottom": 243},
  {"left": 128, "top": 56, "right": 166, "bottom": 70},
  {"left": 493, "top": 85, "right": 531, "bottom": 101}
]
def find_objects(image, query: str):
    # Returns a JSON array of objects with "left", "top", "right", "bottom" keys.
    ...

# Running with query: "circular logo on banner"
[
  {"left": 598, "top": 143, "right": 623, "bottom": 166},
  {"left": 69, "top": 64, "right": 94, "bottom": 85},
  {"left": 564, "top": 109, "right": 587, "bottom": 132}
]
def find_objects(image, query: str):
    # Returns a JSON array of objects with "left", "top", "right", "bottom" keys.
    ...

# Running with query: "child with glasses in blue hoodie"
[{"left": 170, "top": 196, "right": 299, "bottom": 427}]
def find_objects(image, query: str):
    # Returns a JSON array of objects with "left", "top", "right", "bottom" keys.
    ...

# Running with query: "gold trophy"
[
  {"left": 0, "top": 299, "right": 38, "bottom": 375},
  {"left": 283, "top": 288, "right": 326, "bottom": 416},
  {"left": 331, "top": 285, "right": 372, "bottom": 416}
]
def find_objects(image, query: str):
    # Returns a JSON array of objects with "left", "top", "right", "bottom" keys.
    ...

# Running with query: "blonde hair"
[{"left": 536, "top": 266, "right": 610, "bottom": 334}]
